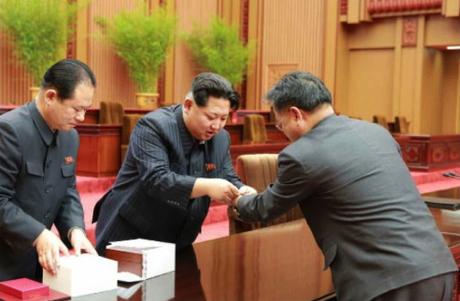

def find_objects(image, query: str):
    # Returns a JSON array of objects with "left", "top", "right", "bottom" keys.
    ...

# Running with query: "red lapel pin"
[{"left": 64, "top": 156, "right": 74, "bottom": 165}]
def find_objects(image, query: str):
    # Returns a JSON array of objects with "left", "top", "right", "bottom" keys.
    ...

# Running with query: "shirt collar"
[
  {"left": 175, "top": 105, "right": 201, "bottom": 154},
  {"left": 29, "top": 101, "right": 58, "bottom": 147}
]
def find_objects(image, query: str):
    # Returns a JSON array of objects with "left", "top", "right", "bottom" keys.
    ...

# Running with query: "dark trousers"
[{"left": 373, "top": 272, "right": 457, "bottom": 301}]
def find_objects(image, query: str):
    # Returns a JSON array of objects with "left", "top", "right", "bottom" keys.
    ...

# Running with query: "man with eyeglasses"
[
  {"left": 0, "top": 59, "right": 97, "bottom": 281},
  {"left": 231, "top": 71, "right": 457, "bottom": 301},
  {"left": 93, "top": 72, "right": 256, "bottom": 254}
]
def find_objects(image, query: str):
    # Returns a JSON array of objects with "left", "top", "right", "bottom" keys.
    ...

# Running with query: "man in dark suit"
[
  {"left": 0, "top": 59, "right": 97, "bottom": 281},
  {"left": 232, "top": 72, "right": 457, "bottom": 301},
  {"left": 93, "top": 72, "right": 256, "bottom": 254}
]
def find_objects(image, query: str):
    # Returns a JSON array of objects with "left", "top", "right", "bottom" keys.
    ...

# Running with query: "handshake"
[{"left": 197, "top": 178, "right": 257, "bottom": 206}]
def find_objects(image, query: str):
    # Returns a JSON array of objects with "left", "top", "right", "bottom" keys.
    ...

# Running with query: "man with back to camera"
[
  {"left": 231, "top": 71, "right": 458, "bottom": 301},
  {"left": 93, "top": 72, "right": 257, "bottom": 254},
  {"left": 0, "top": 59, "right": 97, "bottom": 281}
]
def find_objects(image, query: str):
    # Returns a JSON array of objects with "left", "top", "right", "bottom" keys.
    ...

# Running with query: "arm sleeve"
[
  {"left": 0, "top": 121, "right": 45, "bottom": 249},
  {"left": 236, "top": 151, "right": 315, "bottom": 222},
  {"left": 131, "top": 121, "right": 196, "bottom": 210},
  {"left": 223, "top": 132, "right": 243, "bottom": 188},
  {"left": 54, "top": 133, "right": 85, "bottom": 245}
]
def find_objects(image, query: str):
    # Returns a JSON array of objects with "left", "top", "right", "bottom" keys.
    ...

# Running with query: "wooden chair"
[
  {"left": 121, "top": 114, "right": 144, "bottom": 163},
  {"left": 99, "top": 101, "right": 124, "bottom": 124},
  {"left": 372, "top": 115, "right": 390, "bottom": 130},
  {"left": 242, "top": 114, "right": 268, "bottom": 144},
  {"left": 228, "top": 153, "right": 304, "bottom": 234},
  {"left": 394, "top": 116, "right": 410, "bottom": 134}
]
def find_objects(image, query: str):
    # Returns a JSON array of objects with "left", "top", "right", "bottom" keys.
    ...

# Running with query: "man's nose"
[{"left": 75, "top": 111, "right": 85, "bottom": 122}]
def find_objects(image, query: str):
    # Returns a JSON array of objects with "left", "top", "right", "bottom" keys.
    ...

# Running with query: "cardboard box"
[
  {"left": 43, "top": 254, "right": 118, "bottom": 297},
  {"left": 105, "top": 238, "right": 175, "bottom": 281}
]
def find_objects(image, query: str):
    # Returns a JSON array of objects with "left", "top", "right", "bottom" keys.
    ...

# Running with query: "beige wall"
[
  {"left": 246, "top": 0, "right": 326, "bottom": 109},
  {"left": 441, "top": 51, "right": 460, "bottom": 133},
  {"left": 86, "top": 0, "right": 139, "bottom": 108},
  {"left": 168, "top": 0, "right": 220, "bottom": 104},
  {"left": 346, "top": 49, "right": 395, "bottom": 120},
  {"left": 3, "top": 0, "right": 460, "bottom": 134},
  {"left": 333, "top": 9, "right": 460, "bottom": 135},
  {"left": 0, "top": 32, "right": 35, "bottom": 105}
]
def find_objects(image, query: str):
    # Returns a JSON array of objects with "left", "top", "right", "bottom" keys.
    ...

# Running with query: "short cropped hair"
[
  {"left": 41, "top": 59, "right": 96, "bottom": 100},
  {"left": 266, "top": 71, "right": 332, "bottom": 112},
  {"left": 191, "top": 72, "right": 239, "bottom": 110}
]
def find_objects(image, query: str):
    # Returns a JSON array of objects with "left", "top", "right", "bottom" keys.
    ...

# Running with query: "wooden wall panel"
[
  {"left": 246, "top": 0, "right": 325, "bottom": 109},
  {"left": 425, "top": 15, "right": 460, "bottom": 47},
  {"left": 334, "top": 11, "right": 350, "bottom": 116},
  {"left": 0, "top": 32, "right": 34, "bottom": 105},
  {"left": 347, "top": 18, "right": 395, "bottom": 50},
  {"left": 420, "top": 49, "right": 443, "bottom": 134},
  {"left": 347, "top": 49, "right": 394, "bottom": 121},
  {"left": 441, "top": 51, "right": 460, "bottom": 134},
  {"left": 170, "top": 0, "right": 219, "bottom": 104},
  {"left": 87, "top": 0, "right": 138, "bottom": 108},
  {"left": 398, "top": 48, "right": 417, "bottom": 130}
]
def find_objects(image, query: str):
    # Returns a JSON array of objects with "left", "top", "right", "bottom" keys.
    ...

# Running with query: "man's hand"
[
  {"left": 69, "top": 228, "right": 97, "bottom": 256},
  {"left": 206, "top": 179, "right": 240, "bottom": 204},
  {"left": 238, "top": 185, "right": 257, "bottom": 196},
  {"left": 34, "top": 229, "right": 69, "bottom": 276}
]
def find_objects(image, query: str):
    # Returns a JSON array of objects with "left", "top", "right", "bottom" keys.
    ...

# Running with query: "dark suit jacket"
[
  {"left": 237, "top": 114, "right": 457, "bottom": 301},
  {"left": 94, "top": 105, "right": 242, "bottom": 253},
  {"left": 0, "top": 102, "right": 84, "bottom": 280}
]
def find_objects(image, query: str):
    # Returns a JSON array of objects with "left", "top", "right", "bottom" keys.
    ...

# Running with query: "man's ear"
[
  {"left": 288, "top": 106, "right": 304, "bottom": 121},
  {"left": 183, "top": 98, "right": 194, "bottom": 113},
  {"left": 44, "top": 89, "right": 58, "bottom": 105}
]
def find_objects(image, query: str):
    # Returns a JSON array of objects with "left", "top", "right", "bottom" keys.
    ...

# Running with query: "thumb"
[
  {"left": 230, "top": 185, "right": 240, "bottom": 196},
  {"left": 83, "top": 241, "right": 98, "bottom": 255},
  {"left": 59, "top": 241, "right": 70, "bottom": 257},
  {"left": 73, "top": 243, "right": 81, "bottom": 256}
]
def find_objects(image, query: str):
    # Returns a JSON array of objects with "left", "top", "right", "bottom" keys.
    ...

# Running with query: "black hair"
[
  {"left": 265, "top": 71, "right": 332, "bottom": 112},
  {"left": 191, "top": 72, "right": 239, "bottom": 110},
  {"left": 41, "top": 59, "right": 96, "bottom": 100}
]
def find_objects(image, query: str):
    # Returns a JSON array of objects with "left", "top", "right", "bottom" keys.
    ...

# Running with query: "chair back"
[
  {"left": 242, "top": 114, "right": 268, "bottom": 144},
  {"left": 394, "top": 116, "right": 410, "bottom": 134},
  {"left": 372, "top": 115, "right": 389, "bottom": 130},
  {"left": 99, "top": 101, "right": 124, "bottom": 124},
  {"left": 229, "top": 154, "right": 304, "bottom": 234},
  {"left": 121, "top": 114, "right": 144, "bottom": 163}
]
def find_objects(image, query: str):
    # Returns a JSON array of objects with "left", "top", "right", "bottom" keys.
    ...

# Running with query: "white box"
[
  {"left": 143, "top": 271, "right": 175, "bottom": 301},
  {"left": 106, "top": 238, "right": 175, "bottom": 281},
  {"left": 42, "top": 254, "right": 118, "bottom": 297}
]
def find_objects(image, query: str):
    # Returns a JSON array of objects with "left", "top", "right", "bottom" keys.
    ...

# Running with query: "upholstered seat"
[
  {"left": 99, "top": 101, "right": 124, "bottom": 124},
  {"left": 242, "top": 114, "right": 268, "bottom": 144},
  {"left": 229, "top": 153, "right": 304, "bottom": 234}
]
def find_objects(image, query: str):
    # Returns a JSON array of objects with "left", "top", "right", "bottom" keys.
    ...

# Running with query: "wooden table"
[{"left": 73, "top": 219, "right": 335, "bottom": 301}]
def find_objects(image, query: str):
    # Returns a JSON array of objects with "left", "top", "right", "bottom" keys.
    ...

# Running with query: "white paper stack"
[
  {"left": 106, "top": 238, "right": 176, "bottom": 281},
  {"left": 42, "top": 254, "right": 118, "bottom": 297}
]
